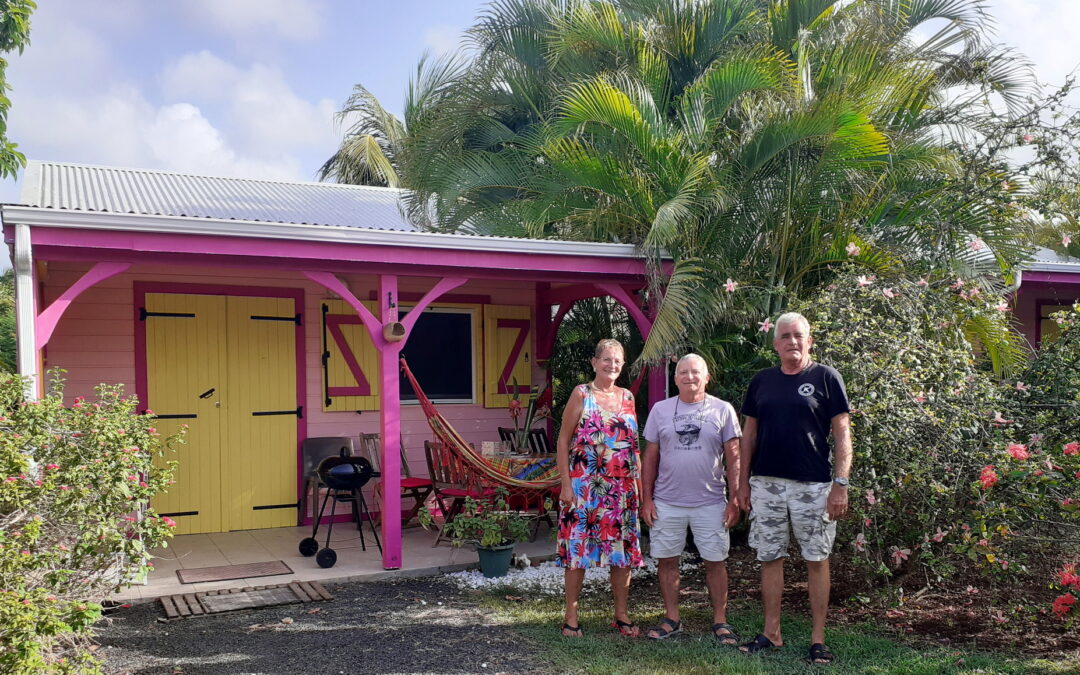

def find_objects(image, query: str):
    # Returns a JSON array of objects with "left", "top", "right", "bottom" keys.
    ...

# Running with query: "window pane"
[{"left": 399, "top": 310, "right": 473, "bottom": 401}]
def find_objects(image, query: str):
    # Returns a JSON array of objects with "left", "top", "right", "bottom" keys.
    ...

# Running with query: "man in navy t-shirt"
[{"left": 736, "top": 312, "right": 852, "bottom": 666}]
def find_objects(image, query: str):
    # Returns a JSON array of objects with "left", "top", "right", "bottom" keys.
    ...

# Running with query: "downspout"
[{"left": 13, "top": 222, "right": 38, "bottom": 399}]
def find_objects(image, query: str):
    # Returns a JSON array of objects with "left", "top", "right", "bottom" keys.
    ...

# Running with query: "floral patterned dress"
[{"left": 556, "top": 384, "right": 644, "bottom": 569}]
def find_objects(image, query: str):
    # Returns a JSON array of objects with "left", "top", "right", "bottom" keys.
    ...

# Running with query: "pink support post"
[
  {"left": 377, "top": 275, "right": 403, "bottom": 569},
  {"left": 36, "top": 262, "right": 131, "bottom": 349},
  {"left": 304, "top": 270, "right": 467, "bottom": 569}
]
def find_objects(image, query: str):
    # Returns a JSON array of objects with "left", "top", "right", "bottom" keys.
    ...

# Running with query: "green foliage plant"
[
  {"left": 794, "top": 271, "right": 1078, "bottom": 592},
  {"left": 0, "top": 372, "right": 180, "bottom": 673},
  {"left": 419, "top": 487, "right": 533, "bottom": 549},
  {"left": 0, "top": 0, "right": 34, "bottom": 179}
]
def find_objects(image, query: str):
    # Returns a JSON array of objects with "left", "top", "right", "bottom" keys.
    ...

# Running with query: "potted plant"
[{"left": 419, "top": 488, "right": 534, "bottom": 577}]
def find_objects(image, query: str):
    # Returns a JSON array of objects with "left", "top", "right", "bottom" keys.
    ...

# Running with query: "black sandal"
[
  {"left": 561, "top": 623, "right": 583, "bottom": 637},
  {"left": 646, "top": 617, "right": 682, "bottom": 640},
  {"left": 611, "top": 618, "right": 640, "bottom": 637},
  {"left": 808, "top": 643, "right": 834, "bottom": 664},
  {"left": 740, "top": 633, "right": 780, "bottom": 654},
  {"left": 712, "top": 622, "right": 739, "bottom": 645}
]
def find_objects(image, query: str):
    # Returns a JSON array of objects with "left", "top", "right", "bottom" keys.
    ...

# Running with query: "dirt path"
[{"left": 95, "top": 577, "right": 551, "bottom": 675}]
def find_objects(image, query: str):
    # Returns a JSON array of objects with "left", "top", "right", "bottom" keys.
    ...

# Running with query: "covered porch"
[{"left": 4, "top": 161, "right": 666, "bottom": 572}]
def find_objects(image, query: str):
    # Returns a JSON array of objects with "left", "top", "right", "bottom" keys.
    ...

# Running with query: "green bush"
[
  {"left": 0, "top": 373, "right": 180, "bottom": 673},
  {"left": 794, "top": 273, "right": 1079, "bottom": 588}
]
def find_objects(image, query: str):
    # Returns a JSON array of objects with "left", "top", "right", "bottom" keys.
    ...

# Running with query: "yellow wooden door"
[
  {"left": 145, "top": 293, "right": 227, "bottom": 535},
  {"left": 221, "top": 296, "right": 298, "bottom": 530},
  {"left": 144, "top": 293, "right": 298, "bottom": 534}
]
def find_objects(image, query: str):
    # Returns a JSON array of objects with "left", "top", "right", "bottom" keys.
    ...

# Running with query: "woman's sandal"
[
  {"left": 739, "top": 633, "right": 780, "bottom": 654},
  {"left": 561, "top": 623, "right": 584, "bottom": 638},
  {"left": 611, "top": 619, "right": 641, "bottom": 637},
  {"left": 645, "top": 617, "right": 682, "bottom": 640},
  {"left": 712, "top": 622, "right": 739, "bottom": 646},
  {"left": 808, "top": 643, "right": 834, "bottom": 664}
]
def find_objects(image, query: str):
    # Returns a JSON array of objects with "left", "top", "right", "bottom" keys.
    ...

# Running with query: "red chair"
[{"left": 358, "top": 433, "right": 434, "bottom": 528}]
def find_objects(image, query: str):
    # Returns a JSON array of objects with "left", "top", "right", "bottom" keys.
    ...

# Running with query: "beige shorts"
[
  {"left": 649, "top": 499, "right": 730, "bottom": 562},
  {"left": 748, "top": 475, "right": 835, "bottom": 562}
]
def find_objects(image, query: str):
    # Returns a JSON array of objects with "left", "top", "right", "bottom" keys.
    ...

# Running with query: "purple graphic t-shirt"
[{"left": 643, "top": 394, "right": 741, "bottom": 507}]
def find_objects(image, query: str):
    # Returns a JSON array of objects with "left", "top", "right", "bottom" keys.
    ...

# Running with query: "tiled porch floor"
[{"left": 113, "top": 522, "right": 557, "bottom": 602}]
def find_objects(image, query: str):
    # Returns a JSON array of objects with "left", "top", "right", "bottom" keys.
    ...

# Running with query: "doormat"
[
  {"left": 175, "top": 560, "right": 293, "bottom": 584},
  {"left": 159, "top": 581, "right": 333, "bottom": 618}
]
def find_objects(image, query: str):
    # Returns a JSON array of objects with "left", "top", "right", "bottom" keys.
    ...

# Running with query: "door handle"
[{"left": 198, "top": 388, "right": 216, "bottom": 399}]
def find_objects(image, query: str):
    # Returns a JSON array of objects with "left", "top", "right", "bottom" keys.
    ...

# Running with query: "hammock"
[{"left": 400, "top": 358, "right": 560, "bottom": 493}]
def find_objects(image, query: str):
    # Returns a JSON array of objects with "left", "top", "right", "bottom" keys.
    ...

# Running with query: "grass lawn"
[{"left": 479, "top": 593, "right": 1075, "bottom": 674}]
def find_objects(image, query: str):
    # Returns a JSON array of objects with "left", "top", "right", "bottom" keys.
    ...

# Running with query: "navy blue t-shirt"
[{"left": 741, "top": 362, "right": 850, "bottom": 483}]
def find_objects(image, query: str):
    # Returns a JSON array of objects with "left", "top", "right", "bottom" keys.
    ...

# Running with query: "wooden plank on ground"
[
  {"left": 183, "top": 593, "right": 203, "bottom": 615},
  {"left": 160, "top": 595, "right": 180, "bottom": 619},
  {"left": 173, "top": 594, "right": 192, "bottom": 617},
  {"left": 307, "top": 581, "right": 334, "bottom": 601},
  {"left": 288, "top": 582, "right": 312, "bottom": 603}
]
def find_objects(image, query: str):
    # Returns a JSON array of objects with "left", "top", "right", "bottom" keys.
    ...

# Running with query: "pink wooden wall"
[
  {"left": 1014, "top": 278, "right": 1080, "bottom": 348},
  {"left": 41, "top": 261, "right": 543, "bottom": 482}
]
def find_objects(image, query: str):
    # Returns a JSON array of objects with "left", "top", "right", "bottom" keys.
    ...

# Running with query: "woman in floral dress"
[{"left": 556, "top": 339, "right": 643, "bottom": 637}]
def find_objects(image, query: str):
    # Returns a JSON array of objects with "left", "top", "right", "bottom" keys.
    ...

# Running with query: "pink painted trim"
[
  {"left": 369, "top": 290, "right": 491, "bottom": 305},
  {"left": 400, "top": 277, "right": 467, "bottom": 335},
  {"left": 1023, "top": 271, "right": 1080, "bottom": 284},
  {"left": 36, "top": 262, "right": 131, "bottom": 349},
  {"left": 33, "top": 228, "right": 651, "bottom": 278},
  {"left": 304, "top": 272, "right": 383, "bottom": 341},
  {"left": 325, "top": 313, "right": 372, "bottom": 395},
  {"left": 538, "top": 283, "right": 606, "bottom": 305},
  {"left": 597, "top": 283, "right": 652, "bottom": 339},
  {"left": 132, "top": 282, "right": 307, "bottom": 520},
  {"left": 542, "top": 301, "right": 575, "bottom": 360}
]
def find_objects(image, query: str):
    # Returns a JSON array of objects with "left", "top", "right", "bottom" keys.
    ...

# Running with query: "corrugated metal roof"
[
  {"left": 17, "top": 160, "right": 416, "bottom": 231},
  {"left": 1027, "top": 246, "right": 1080, "bottom": 272}
]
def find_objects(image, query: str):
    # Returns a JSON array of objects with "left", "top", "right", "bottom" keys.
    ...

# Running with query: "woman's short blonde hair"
[{"left": 593, "top": 338, "right": 625, "bottom": 358}]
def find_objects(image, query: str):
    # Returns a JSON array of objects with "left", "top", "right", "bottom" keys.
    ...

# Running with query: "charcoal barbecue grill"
[{"left": 298, "top": 455, "right": 381, "bottom": 567}]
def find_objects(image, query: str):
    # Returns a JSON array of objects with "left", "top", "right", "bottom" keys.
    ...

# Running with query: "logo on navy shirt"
[{"left": 798, "top": 383, "right": 816, "bottom": 397}]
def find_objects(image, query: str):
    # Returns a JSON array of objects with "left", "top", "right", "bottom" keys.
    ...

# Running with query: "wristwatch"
[{"left": 832, "top": 476, "right": 849, "bottom": 487}]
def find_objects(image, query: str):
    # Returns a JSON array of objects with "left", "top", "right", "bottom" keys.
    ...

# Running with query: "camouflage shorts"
[{"left": 748, "top": 476, "right": 835, "bottom": 562}]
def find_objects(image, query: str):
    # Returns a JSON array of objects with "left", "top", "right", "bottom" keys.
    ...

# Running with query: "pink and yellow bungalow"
[
  {"left": 1014, "top": 246, "right": 1080, "bottom": 347},
  {"left": 2, "top": 161, "right": 665, "bottom": 570}
]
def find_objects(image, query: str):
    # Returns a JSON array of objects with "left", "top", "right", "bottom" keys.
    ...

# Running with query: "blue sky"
[{"left": 2, "top": 0, "right": 1079, "bottom": 267}]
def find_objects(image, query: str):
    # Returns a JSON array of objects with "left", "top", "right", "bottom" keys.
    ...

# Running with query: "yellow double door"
[{"left": 144, "top": 293, "right": 299, "bottom": 535}]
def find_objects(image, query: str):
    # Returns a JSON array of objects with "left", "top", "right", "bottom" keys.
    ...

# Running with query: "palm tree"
[
  {"left": 319, "top": 55, "right": 466, "bottom": 190},
  {"left": 395, "top": 0, "right": 1035, "bottom": 372}
]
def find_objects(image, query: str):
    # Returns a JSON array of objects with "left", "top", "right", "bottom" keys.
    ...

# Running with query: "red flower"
[
  {"left": 1063, "top": 441, "right": 1079, "bottom": 456},
  {"left": 508, "top": 398, "right": 523, "bottom": 420},
  {"left": 161, "top": 516, "right": 177, "bottom": 528},
  {"left": 1051, "top": 593, "right": 1076, "bottom": 618},
  {"left": 979, "top": 466, "right": 999, "bottom": 490},
  {"left": 1006, "top": 443, "right": 1029, "bottom": 461},
  {"left": 1058, "top": 565, "right": 1079, "bottom": 590}
]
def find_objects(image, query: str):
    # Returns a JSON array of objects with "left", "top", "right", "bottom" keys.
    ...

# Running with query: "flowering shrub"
[
  {"left": 1051, "top": 563, "right": 1079, "bottom": 624},
  {"left": 0, "top": 373, "right": 180, "bottom": 673},
  {"left": 795, "top": 273, "right": 1079, "bottom": 588}
]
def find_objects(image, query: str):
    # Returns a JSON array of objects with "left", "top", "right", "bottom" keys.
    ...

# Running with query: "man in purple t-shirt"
[{"left": 641, "top": 354, "right": 741, "bottom": 642}]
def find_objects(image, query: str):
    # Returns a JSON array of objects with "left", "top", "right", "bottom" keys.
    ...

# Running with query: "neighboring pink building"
[
  {"left": 2, "top": 161, "right": 665, "bottom": 569},
  {"left": 1015, "top": 247, "right": 1080, "bottom": 347}
]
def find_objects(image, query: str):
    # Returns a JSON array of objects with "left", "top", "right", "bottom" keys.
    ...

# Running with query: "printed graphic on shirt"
[{"left": 798, "top": 383, "right": 816, "bottom": 397}]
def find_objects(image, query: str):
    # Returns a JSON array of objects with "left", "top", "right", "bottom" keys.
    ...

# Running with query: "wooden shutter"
[
  {"left": 322, "top": 299, "right": 379, "bottom": 411},
  {"left": 483, "top": 304, "right": 532, "bottom": 408}
]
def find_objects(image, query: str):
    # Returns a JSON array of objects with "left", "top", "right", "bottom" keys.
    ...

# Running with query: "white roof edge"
[
  {"left": 19, "top": 162, "right": 42, "bottom": 205},
  {"left": 1, "top": 205, "right": 647, "bottom": 259},
  {"left": 1024, "top": 261, "right": 1080, "bottom": 273}
]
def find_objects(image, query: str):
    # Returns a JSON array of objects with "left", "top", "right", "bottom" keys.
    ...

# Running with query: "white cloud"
[
  {"left": 162, "top": 51, "right": 338, "bottom": 157},
  {"left": 990, "top": 0, "right": 1080, "bottom": 90},
  {"left": 424, "top": 25, "right": 464, "bottom": 56},
  {"left": 160, "top": 50, "right": 243, "bottom": 101},
  {"left": 183, "top": 0, "right": 323, "bottom": 42}
]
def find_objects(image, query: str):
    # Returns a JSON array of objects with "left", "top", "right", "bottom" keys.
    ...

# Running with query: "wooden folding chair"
[
  {"left": 423, "top": 439, "right": 488, "bottom": 547},
  {"left": 358, "top": 433, "right": 434, "bottom": 527}
]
